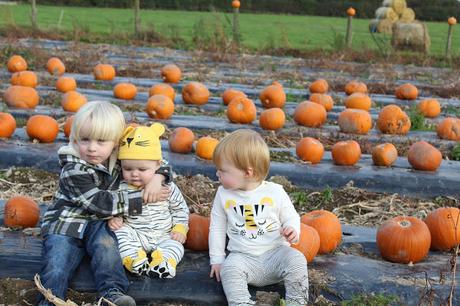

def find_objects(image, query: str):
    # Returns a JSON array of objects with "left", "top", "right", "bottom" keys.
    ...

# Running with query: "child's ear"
[{"left": 245, "top": 167, "right": 254, "bottom": 178}]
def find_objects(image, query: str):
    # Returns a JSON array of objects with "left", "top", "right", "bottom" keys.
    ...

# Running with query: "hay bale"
[
  {"left": 391, "top": 21, "right": 430, "bottom": 52},
  {"left": 375, "top": 7, "right": 399, "bottom": 23},
  {"left": 391, "top": 0, "right": 407, "bottom": 15},
  {"left": 399, "top": 8, "right": 415, "bottom": 23},
  {"left": 369, "top": 18, "right": 394, "bottom": 34},
  {"left": 382, "top": 0, "right": 392, "bottom": 7}
]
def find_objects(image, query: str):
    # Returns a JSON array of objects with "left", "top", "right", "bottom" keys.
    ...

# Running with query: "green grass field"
[{"left": 0, "top": 4, "right": 457, "bottom": 56}]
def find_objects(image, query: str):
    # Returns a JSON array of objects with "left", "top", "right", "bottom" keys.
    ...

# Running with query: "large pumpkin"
[
  {"left": 338, "top": 109, "right": 372, "bottom": 135},
  {"left": 344, "top": 80, "right": 367, "bottom": 95},
  {"left": 395, "top": 83, "right": 418, "bottom": 100},
  {"left": 113, "top": 83, "right": 137, "bottom": 100},
  {"left": 7, "top": 55, "right": 27, "bottom": 73},
  {"left": 331, "top": 140, "right": 361, "bottom": 166},
  {"left": 56, "top": 76, "right": 77, "bottom": 93},
  {"left": 4, "top": 196, "right": 40, "bottom": 228},
  {"left": 184, "top": 213, "right": 211, "bottom": 251},
  {"left": 26, "top": 115, "right": 59, "bottom": 143},
  {"left": 161, "top": 64, "right": 182, "bottom": 83},
  {"left": 309, "top": 79, "right": 329, "bottom": 94},
  {"left": 93, "top": 64, "right": 116, "bottom": 81},
  {"left": 259, "top": 84, "right": 286, "bottom": 108},
  {"left": 61, "top": 91, "right": 87, "bottom": 113},
  {"left": 309, "top": 93, "right": 334, "bottom": 112},
  {"left": 425, "top": 207, "right": 460, "bottom": 251},
  {"left": 293, "top": 101, "right": 327, "bottom": 128},
  {"left": 227, "top": 97, "right": 257, "bottom": 124},
  {"left": 169, "top": 127, "right": 195, "bottom": 154},
  {"left": 407, "top": 141, "right": 442, "bottom": 171},
  {"left": 149, "top": 83, "right": 176, "bottom": 101},
  {"left": 0, "top": 112, "right": 16, "bottom": 138},
  {"left": 259, "top": 108, "right": 285, "bottom": 130},
  {"left": 301, "top": 210, "right": 342, "bottom": 254},
  {"left": 377, "top": 104, "right": 411, "bottom": 135},
  {"left": 344, "top": 93, "right": 372, "bottom": 111},
  {"left": 291, "top": 223, "right": 320, "bottom": 263},
  {"left": 417, "top": 99, "right": 440, "bottom": 118},
  {"left": 4, "top": 86, "right": 39, "bottom": 109},
  {"left": 46, "top": 57, "right": 65, "bottom": 76},
  {"left": 196, "top": 136, "right": 219, "bottom": 160},
  {"left": 377, "top": 216, "right": 431, "bottom": 264},
  {"left": 222, "top": 88, "right": 246, "bottom": 106},
  {"left": 436, "top": 118, "right": 460, "bottom": 141},
  {"left": 182, "top": 82, "right": 210, "bottom": 105},
  {"left": 295, "top": 137, "right": 324, "bottom": 164},
  {"left": 372, "top": 143, "right": 398, "bottom": 167},
  {"left": 145, "top": 95, "right": 175, "bottom": 119},
  {"left": 10, "top": 71, "right": 38, "bottom": 88}
]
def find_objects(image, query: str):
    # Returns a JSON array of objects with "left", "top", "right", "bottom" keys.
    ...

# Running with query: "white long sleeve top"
[{"left": 209, "top": 181, "right": 300, "bottom": 265}]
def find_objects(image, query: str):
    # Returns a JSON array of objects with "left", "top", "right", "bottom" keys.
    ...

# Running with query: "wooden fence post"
[
  {"left": 30, "top": 0, "right": 37, "bottom": 30},
  {"left": 232, "top": 0, "right": 241, "bottom": 48},
  {"left": 345, "top": 7, "right": 356, "bottom": 48},
  {"left": 134, "top": 0, "right": 141, "bottom": 37},
  {"left": 446, "top": 17, "right": 457, "bottom": 59}
]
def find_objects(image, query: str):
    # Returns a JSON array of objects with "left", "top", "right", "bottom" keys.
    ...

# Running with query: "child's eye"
[
  {"left": 97, "top": 139, "right": 107, "bottom": 143},
  {"left": 80, "top": 137, "right": 90, "bottom": 142},
  {"left": 139, "top": 168, "right": 148, "bottom": 172}
]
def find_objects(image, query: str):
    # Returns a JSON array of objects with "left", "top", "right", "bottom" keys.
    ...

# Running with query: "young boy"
[
  {"left": 209, "top": 129, "right": 309, "bottom": 306},
  {"left": 108, "top": 123, "right": 189, "bottom": 279},
  {"left": 39, "top": 101, "right": 171, "bottom": 306}
]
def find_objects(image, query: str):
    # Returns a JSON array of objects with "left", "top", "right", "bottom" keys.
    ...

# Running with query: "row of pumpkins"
[{"left": 3, "top": 195, "right": 460, "bottom": 265}]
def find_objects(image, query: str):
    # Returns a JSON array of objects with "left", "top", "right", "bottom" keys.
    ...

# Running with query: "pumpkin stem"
[{"left": 399, "top": 220, "right": 411, "bottom": 227}]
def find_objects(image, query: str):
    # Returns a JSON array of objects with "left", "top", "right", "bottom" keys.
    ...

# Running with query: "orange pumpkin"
[
  {"left": 222, "top": 88, "right": 246, "bottom": 106},
  {"left": 231, "top": 0, "right": 240, "bottom": 9},
  {"left": 293, "top": 101, "right": 327, "bottom": 128},
  {"left": 291, "top": 223, "right": 320, "bottom": 263},
  {"left": 344, "top": 93, "right": 372, "bottom": 111},
  {"left": 448, "top": 17, "right": 457, "bottom": 26},
  {"left": 7, "top": 55, "right": 27, "bottom": 73},
  {"left": 56, "top": 76, "right": 77, "bottom": 93},
  {"left": 10, "top": 71, "right": 38, "bottom": 88},
  {"left": 395, "top": 83, "right": 418, "bottom": 100},
  {"left": 93, "top": 64, "right": 116, "bottom": 81},
  {"left": 161, "top": 64, "right": 182, "bottom": 83},
  {"left": 377, "top": 216, "right": 431, "bottom": 264},
  {"left": 347, "top": 7, "right": 356, "bottom": 17},
  {"left": 145, "top": 95, "right": 175, "bottom": 119},
  {"left": 0, "top": 112, "right": 16, "bottom": 138},
  {"left": 26, "top": 115, "right": 59, "bottom": 143},
  {"left": 169, "top": 127, "right": 195, "bottom": 154},
  {"left": 63, "top": 116, "right": 73, "bottom": 138},
  {"left": 331, "top": 140, "right": 361, "bottom": 166},
  {"left": 259, "top": 108, "right": 285, "bottom": 130},
  {"left": 259, "top": 84, "right": 286, "bottom": 108},
  {"left": 227, "top": 97, "right": 257, "bottom": 124},
  {"left": 377, "top": 104, "right": 411, "bottom": 135},
  {"left": 309, "top": 93, "right": 334, "bottom": 111},
  {"left": 309, "top": 79, "right": 329, "bottom": 94},
  {"left": 407, "top": 141, "right": 442, "bottom": 171},
  {"left": 417, "top": 99, "right": 441, "bottom": 118},
  {"left": 182, "top": 82, "right": 210, "bottom": 105},
  {"left": 113, "top": 83, "right": 137, "bottom": 100},
  {"left": 61, "top": 91, "right": 87, "bottom": 113},
  {"left": 344, "top": 80, "right": 367, "bottom": 95},
  {"left": 46, "top": 57, "right": 65, "bottom": 76},
  {"left": 4, "top": 196, "right": 40, "bottom": 228},
  {"left": 184, "top": 213, "right": 211, "bottom": 251},
  {"left": 436, "top": 118, "right": 460, "bottom": 141},
  {"left": 149, "top": 83, "right": 176, "bottom": 101},
  {"left": 338, "top": 109, "right": 372, "bottom": 135},
  {"left": 295, "top": 137, "right": 324, "bottom": 164},
  {"left": 301, "top": 210, "right": 342, "bottom": 254},
  {"left": 425, "top": 207, "right": 460, "bottom": 251},
  {"left": 4, "top": 86, "right": 39, "bottom": 109},
  {"left": 372, "top": 143, "right": 398, "bottom": 167},
  {"left": 196, "top": 136, "right": 219, "bottom": 160}
]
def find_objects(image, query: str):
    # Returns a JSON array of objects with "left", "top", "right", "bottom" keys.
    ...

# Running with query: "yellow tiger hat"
[{"left": 118, "top": 123, "right": 165, "bottom": 160}]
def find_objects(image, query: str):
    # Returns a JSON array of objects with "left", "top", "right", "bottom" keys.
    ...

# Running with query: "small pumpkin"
[
  {"left": 0, "top": 112, "right": 16, "bottom": 138},
  {"left": 347, "top": 7, "right": 356, "bottom": 17},
  {"left": 309, "top": 79, "right": 329, "bottom": 94},
  {"left": 222, "top": 88, "right": 246, "bottom": 106},
  {"left": 293, "top": 101, "right": 327, "bottom": 128},
  {"left": 7, "top": 55, "right": 27, "bottom": 73},
  {"left": 344, "top": 80, "right": 367, "bottom": 95},
  {"left": 231, "top": 0, "right": 240, "bottom": 9},
  {"left": 395, "top": 83, "right": 418, "bottom": 100},
  {"left": 46, "top": 57, "right": 65, "bottom": 76},
  {"left": 93, "top": 64, "right": 116, "bottom": 81},
  {"left": 4, "top": 86, "right": 39, "bottom": 109},
  {"left": 227, "top": 97, "right": 257, "bottom": 124},
  {"left": 259, "top": 108, "right": 285, "bottom": 130},
  {"left": 291, "top": 223, "right": 320, "bottom": 263},
  {"left": 344, "top": 93, "right": 372, "bottom": 111},
  {"left": 63, "top": 116, "right": 73, "bottom": 138},
  {"left": 425, "top": 207, "right": 460, "bottom": 251},
  {"left": 331, "top": 140, "right": 361, "bottom": 166},
  {"left": 407, "top": 141, "right": 442, "bottom": 171},
  {"left": 61, "top": 91, "right": 88, "bottom": 113},
  {"left": 149, "top": 83, "right": 176, "bottom": 101},
  {"left": 184, "top": 213, "right": 211, "bottom": 251},
  {"left": 309, "top": 93, "right": 334, "bottom": 111},
  {"left": 196, "top": 136, "right": 219, "bottom": 160},
  {"left": 26, "top": 115, "right": 59, "bottom": 143},
  {"left": 259, "top": 84, "right": 286, "bottom": 108},
  {"left": 4, "top": 196, "right": 40, "bottom": 228},
  {"left": 145, "top": 94, "right": 175, "bottom": 119},
  {"left": 10, "top": 71, "right": 38, "bottom": 88},
  {"left": 301, "top": 210, "right": 342, "bottom": 254},
  {"left": 377, "top": 216, "right": 431, "bottom": 264},
  {"left": 56, "top": 76, "right": 77, "bottom": 93},
  {"left": 296, "top": 137, "right": 324, "bottom": 164},
  {"left": 182, "top": 82, "right": 210, "bottom": 105},
  {"left": 113, "top": 83, "right": 137, "bottom": 100},
  {"left": 161, "top": 64, "right": 182, "bottom": 83},
  {"left": 338, "top": 109, "right": 372, "bottom": 135},
  {"left": 372, "top": 143, "right": 398, "bottom": 167},
  {"left": 377, "top": 104, "right": 411, "bottom": 135},
  {"left": 436, "top": 117, "right": 460, "bottom": 141},
  {"left": 169, "top": 127, "right": 195, "bottom": 154},
  {"left": 417, "top": 99, "right": 441, "bottom": 118},
  {"left": 448, "top": 17, "right": 457, "bottom": 26}
]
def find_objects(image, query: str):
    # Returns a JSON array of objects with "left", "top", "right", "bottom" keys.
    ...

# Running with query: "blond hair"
[
  {"left": 213, "top": 129, "right": 270, "bottom": 182},
  {"left": 70, "top": 101, "right": 125, "bottom": 144}
]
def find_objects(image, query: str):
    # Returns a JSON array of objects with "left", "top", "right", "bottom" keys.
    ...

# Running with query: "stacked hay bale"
[{"left": 369, "top": 0, "right": 415, "bottom": 34}]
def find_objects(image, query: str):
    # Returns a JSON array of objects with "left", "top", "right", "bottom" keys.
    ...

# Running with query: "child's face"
[
  {"left": 216, "top": 159, "right": 249, "bottom": 190},
  {"left": 77, "top": 138, "right": 116, "bottom": 165},
  {"left": 121, "top": 159, "right": 161, "bottom": 188}
]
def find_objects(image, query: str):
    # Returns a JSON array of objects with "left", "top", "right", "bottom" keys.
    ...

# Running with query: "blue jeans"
[{"left": 38, "top": 221, "right": 129, "bottom": 305}]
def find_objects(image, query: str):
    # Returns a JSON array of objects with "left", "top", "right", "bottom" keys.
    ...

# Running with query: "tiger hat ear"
[
  {"left": 122, "top": 125, "right": 136, "bottom": 139},
  {"left": 150, "top": 122, "right": 165, "bottom": 137}
]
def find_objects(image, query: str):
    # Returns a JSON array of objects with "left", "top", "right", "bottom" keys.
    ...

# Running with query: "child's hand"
[
  {"left": 210, "top": 264, "right": 222, "bottom": 282},
  {"left": 170, "top": 232, "right": 186, "bottom": 244},
  {"left": 281, "top": 226, "right": 298, "bottom": 244},
  {"left": 108, "top": 217, "right": 123, "bottom": 231},
  {"left": 143, "top": 174, "right": 171, "bottom": 203}
]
